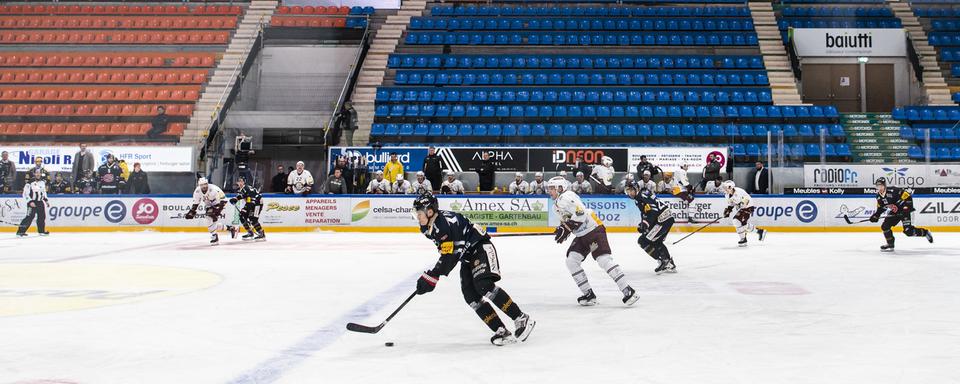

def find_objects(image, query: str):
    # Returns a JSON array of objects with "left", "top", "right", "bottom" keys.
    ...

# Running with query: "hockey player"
[
  {"left": 870, "top": 177, "right": 933, "bottom": 252},
  {"left": 673, "top": 164, "right": 695, "bottom": 203},
  {"left": 50, "top": 173, "right": 72, "bottom": 194},
  {"left": 75, "top": 170, "right": 97, "bottom": 194},
  {"left": 626, "top": 182, "right": 676, "bottom": 274},
  {"left": 392, "top": 173, "right": 413, "bottom": 194},
  {"left": 590, "top": 156, "right": 615, "bottom": 194},
  {"left": 286, "top": 161, "right": 314, "bottom": 195},
  {"left": 721, "top": 180, "right": 766, "bottom": 247},
  {"left": 571, "top": 172, "right": 592, "bottom": 195},
  {"left": 16, "top": 170, "right": 49, "bottom": 237},
  {"left": 411, "top": 171, "right": 432, "bottom": 194},
  {"left": 528, "top": 172, "right": 545, "bottom": 194},
  {"left": 185, "top": 178, "right": 237, "bottom": 245},
  {"left": 230, "top": 177, "right": 265, "bottom": 241},
  {"left": 508, "top": 172, "right": 529, "bottom": 195},
  {"left": 617, "top": 173, "right": 635, "bottom": 195},
  {"left": 547, "top": 176, "right": 640, "bottom": 306},
  {"left": 440, "top": 171, "right": 465, "bottom": 194},
  {"left": 639, "top": 170, "right": 656, "bottom": 194},
  {"left": 97, "top": 154, "right": 122, "bottom": 194},
  {"left": 366, "top": 170, "right": 390, "bottom": 194},
  {"left": 412, "top": 193, "right": 535, "bottom": 346}
]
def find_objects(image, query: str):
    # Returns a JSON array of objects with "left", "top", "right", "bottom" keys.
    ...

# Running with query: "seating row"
[
  {"left": 777, "top": 19, "right": 901, "bottom": 29},
  {"left": 930, "top": 19, "right": 960, "bottom": 31},
  {"left": 0, "top": 4, "right": 242, "bottom": 15},
  {"left": 0, "top": 16, "right": 238, "bottom": 29},
  {"left": 376, "top": 87, "right": 773, "bottom": 104},
  {"left": 0, "top": 70, "right": 208, "bottom": 84},
  {"left": 372, "top": 122, "right": 846, "bottom": 139},
  {"left": 394, "top": 70, "right": 770, "bottom": 86},
  {"left": 0, "top": 52, "right": 216, "bottom": 67},
  {"left": 0, "top": 122, "right": 185, "bottom": 136},
  {"left": 428, "top": 5, "right": 750, "bottom": 17},
  {"left": 893, "top": 106, "right": 960, "bottom": 121},
  {"left": 782, "top": 0, "right": 884, "bottom": 3},
  {"left": 908, "top": 145, "right": 960, "bottom": 161},
  {"left": 410, "top": 17, "right": 754, "bottom": 31},
  {"left": 375, "top": 104, "right": 839, "bottom": 118},
  {"left": 276, "top": 5, "right": 374, "bottom": 15},
  {"left": 913, "top": 7, "right": 960, "bottom": 18},
  {"left": 0, "top": 31, "right": 230, "bottom": 44},
  {"left": 928, "top": 32, "right": 960, "bottom": 46},
  {"left": 781, "top": 6, "right": 894, "bottom": 17},
  {"left": 404, "top": 31, "right": 759, "bottom": 45},
  {"left": 938, "top": 48, "right": 960, "bottom": 61},
  {"left": 270, "top": 17, "right": 354, "bottom": 28},
  {"left": 388, "top": 54, "right": 764, "bottom": 70},
  {"left": 0, "top": 103, "right": 193, "bottom": 116},
  {"left": 900, "top": 126, "right": 960, "bottom": 140},
  {"left": 0, "top": 86, "right": 201, "bottom": 102}
]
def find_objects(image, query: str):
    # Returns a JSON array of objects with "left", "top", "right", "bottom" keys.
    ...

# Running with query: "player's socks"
[
  {"left": 471, "top": 301, "right": 507, "bottom": 333},
  {"left": 485, "top": 287, "right": 523, "bottom": 320}
]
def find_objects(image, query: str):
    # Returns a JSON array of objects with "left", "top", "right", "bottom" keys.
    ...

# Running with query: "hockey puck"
[{"left": 384, "top": 342, "right": 394, "bottom": 347}]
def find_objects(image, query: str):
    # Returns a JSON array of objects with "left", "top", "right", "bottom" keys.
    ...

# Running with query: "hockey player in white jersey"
[
  {"left": 617, "top": 173, "right": 635, "bottom": 194},
  {"left": 547, "top": 176, "right": 640, "bottom": 306},
  {"left": 528, "top": 172, "right": 545, "bottom": 194},
  {"left": 185, "top": 177, "right": 237, "bottom": 245},
  {"left": 639, "top": 170, "right": 656, "bottom": 193},
  {"left": 571, "top": 172, "right": 592, "bottom": 194},
  {"left": 411, "top": 171, "right": 433, "bottom": 194},
  {"left": 286, "top": 161, "right": 314, "bottom": 195},
  {"left": 366, "top": 170, "right": 390, "bottom": 194},
  {"left": 393, "top": 173, "right": 413, "bottom": 194},
  {"left": 721, "top": 180, "right": 766, "bottom": 247},
  {"left": 590, "top": 156, "right": 615, "bottom": 194},
  {"left": 508, "top": 172, "right": 529, "bottom": 195},
  {"left": 440, "top": 171, "right": 465, "bottom": 194}
]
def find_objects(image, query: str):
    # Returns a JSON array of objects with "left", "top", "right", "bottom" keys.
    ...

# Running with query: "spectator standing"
[
  {"left": 635, "top": 155, "right": 661, "bottom": 181},
  {"left": 341, "top": 102, "right": 358, "bottom": 146},
  {"left": 572, "top": 154, "right": 592, "bottom": 181},
  {"left": 411, "top": 171, "right": 432, "bottom": 194},
  {"left": 392, "top": 173, "right": 413, "bottom": 194},
  {"left": 118, "top": 159, "right": 129, "bottom": 193},
  {"left": 697, "top": 154, "right": 722, "bottom": 192},
  {"left": 271, "top": 165, "right": 287, "bottom": 193},
  {"left": 440, "top": 171, "right": 465, "bottom": 194},
  {"left": 0, "top": 151, "right": 15, "bottom": 193},
  {"left": 751, "top": 161, "right": 771, "bottom": 194},
  {"left": 571, "top": 172, "right": 592, "bottom": 194},
  {"left": 71, "top": 144, "right": 95, "bottom": 184},
  {"left": 366, "top": 170, "right": 390, "bottom": 194},
  {"left": 286, "top": 161, "right": 314, "bottom": 196},
  {"left": 97, "top": 154, "right": 122, "bottom": 194},
  {"left": 422, "top": 146, "right": 443, "bottom": 192},
  {"left": 127, "top": 162, "right": 151, "bottom": 194},
  {"left": 508, "top": 172, "right": 529, "bottom": 195},
  {"left": 50, "top": 173, "right": 72, "bottom": 194},
  {"left": 324, "top": 168, "right": 348, "bottom": 194},
  {"left": 382, "top": 152, "right": 405, "bottom": 185},
  {"left": 330, "top": 157, "right": 355, "bottom": 193},
  {"left": 476, "top": 152, "right": 496, "bottom": 192},
  {"left": 75, "top": 170, "right": 97, "bottom": 194},
  {"left": 147, "top": 106, "right": 169, "bottom": 139}
]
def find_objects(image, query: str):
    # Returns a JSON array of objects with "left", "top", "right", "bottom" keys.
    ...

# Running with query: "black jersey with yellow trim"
[
  {"left": 876, "top": 186, "right": 914, "bottom": 214},
  {"left": 420, "top": 210, "right": 490, "bottom": 276}
]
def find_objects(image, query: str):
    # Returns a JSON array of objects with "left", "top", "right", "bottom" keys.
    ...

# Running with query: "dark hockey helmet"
[
  {"left": 413, "top": 192, "right": 439, "bottom": 213},
  {"left": 623, "top": 180, "right": 640, "bottom": 194},
  {"left": 875, "top": 177, "right": 887, "bottom": 187}
]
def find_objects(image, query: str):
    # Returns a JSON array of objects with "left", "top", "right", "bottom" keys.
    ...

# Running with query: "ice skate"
[
  {"left": 577, "top": 289, "right": 598, "bottom": 306},
  {"left": 513, "top": 313, "right": 535, "bottom": 342},
  {"left": 490, "top": 326, "right": 517, "bottom": 346},
  {"left": 622, "top": 286, "right": 640, "bottom": 306}
]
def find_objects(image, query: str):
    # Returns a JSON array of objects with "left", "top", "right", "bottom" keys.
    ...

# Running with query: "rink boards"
[{"left": 1, "top": 194, "right": 959, "bottom": 233}]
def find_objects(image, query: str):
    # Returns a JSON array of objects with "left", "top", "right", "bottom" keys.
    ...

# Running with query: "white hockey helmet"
[
  {"left": 515, "top": 172, "right": 523, "bottom": 178},
  {"left": 396, "top": 173, "right": 404, "bottom": 181},
  {"left": 535, "top": 172, "right": 543, "bottom": 177},
  {"left": 601, "top": 156, "right": 613, "bottom": 166},
  {"left": 546, "top": 176, "right": 570, "bottom": 193},
  {"left": 197, "top": 177, "right": 209, "bottom": 187},
  {"left": 642, "top": 170, "right": 651, "bottom": 177},
  {"left": 416, "top": 171, "right": 424, "bottom": 176},
  {"left": 625, "top": 173, "right": 635, "bottom": 180},
  {"left": 721, "top": 180, "right": 736, "bottom": 193}
]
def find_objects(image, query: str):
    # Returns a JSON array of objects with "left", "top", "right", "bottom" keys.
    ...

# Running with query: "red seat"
[
  {"left": 79, "top": 123, "right": 96, "bottom": 135},
  {"left": 50, "top": 123, "right": 67, "bottom": 135},
  {"left": 20, "top": 123, "right": 37, "bottom": 135},
  {"left": 35, "top": 123, "right": 52, "bottom": 135},
  {"left": 94, "top": 123, "right": 110, "bottom": 134}
]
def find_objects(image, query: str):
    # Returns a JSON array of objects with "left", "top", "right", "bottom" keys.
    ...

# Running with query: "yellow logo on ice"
[{"left": 0, "top": 264, "right": 221, "bottom": 317}]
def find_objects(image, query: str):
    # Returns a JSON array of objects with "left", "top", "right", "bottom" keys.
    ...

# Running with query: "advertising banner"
[
  {"left": 627, "top": 147, "right": 727, "bottom": 173},
  {"left": 328, "top": 147, "right": 427, "bottom": 174},
  {"left": 349, "top": 196, "right": 417, "bottom": 226},
  {"left": 0, "top": 146, "right": 194, "bottom": 173},
  {"left": 804, "top": 164, "right": 960, "bottom": 188},
  {"left": 528, "top": 148, "right": 629, "bottom": 172},
  {"left": 792, "top": 28, "right": 907, "bottom": 57},
  {"left": 441, "top": 196, "right": 549, "bottom": 227},
  {"left": 438, "top": 147, "right": 529, "bottom": 173}
]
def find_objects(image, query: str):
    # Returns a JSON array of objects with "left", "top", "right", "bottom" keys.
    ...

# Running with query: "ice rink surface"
[{"left": 1, "top": 230, "right": 959, "bottom": 384}]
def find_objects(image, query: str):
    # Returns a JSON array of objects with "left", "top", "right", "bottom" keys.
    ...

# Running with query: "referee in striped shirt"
[{"left": 17, "top": 170, "right": 49, "bottom": 237}]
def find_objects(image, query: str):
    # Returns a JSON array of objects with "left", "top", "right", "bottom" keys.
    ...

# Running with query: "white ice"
[{"left": 1, "top": 230, "right": 959, "bottom": 384}]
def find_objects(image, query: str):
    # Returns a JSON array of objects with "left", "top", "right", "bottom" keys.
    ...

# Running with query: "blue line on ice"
[{"left": 226, "top": 273, "right": 418, "bottom": 384}]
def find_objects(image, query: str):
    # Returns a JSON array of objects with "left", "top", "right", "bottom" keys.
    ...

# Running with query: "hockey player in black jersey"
[
  {"left": 625, "top": 181, "right": 676, "bottom": 274},
  {"left": 870, "top": 177, "right": 933, "bottom": 252},
  {"left": 412, "top": 193, "right": 535, "bottom": 346},
  {"left": 230, "top": 177, "right": 265, "bottom": 241}
]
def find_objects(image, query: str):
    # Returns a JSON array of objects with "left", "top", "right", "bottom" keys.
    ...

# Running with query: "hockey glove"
[
  {"left": 869, "top": 212, "right": 880, "bottom": 223},
  {"left": 723, "top": 206, "right": 733, "bottom": 217},
  {"left": 184, "top": 210, "right": 196, "bottom": 220},
  {"left": 886, "top": 204, "right": 899, "bottom": 214},
  {"left": 553, "top": 225, "right": 571, "bottom": 244},
  {"left": 229, "top": 197, "right": 238, "bottom": 205},
  {"left": 638, "top": 221, "right": 650, "bottom": 234},
  {"left": 416, "top": 271, "right": 439, "bottom": 295}
]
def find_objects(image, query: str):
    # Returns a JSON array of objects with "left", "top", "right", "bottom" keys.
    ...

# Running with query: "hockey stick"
[
  {"left": 346, "top": 292, "right": 416, "bottom": 334},
  {"left": 671, "top": 217, "right": 722, "bottom": 245},
  {"left": 843, "top": 214, "right": 887, "bottom": 225}
]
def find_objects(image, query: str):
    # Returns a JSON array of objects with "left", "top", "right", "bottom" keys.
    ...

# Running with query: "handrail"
[
  {"left": 199, "top": 17, "right": 266, "bottom": 161},
  {"left": 324, "top": 17, "right": 372, "bottom": 147},
  {"left": 905, "top": 31, "right": 924, "bottom": 84},
  {"left": 785, "top": 27, "right": 802, "bottom": 81}
]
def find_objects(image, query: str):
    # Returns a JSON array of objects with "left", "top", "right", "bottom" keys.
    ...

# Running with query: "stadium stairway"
[
  {"left": 182, "top": 0, "right": 278, "bottom": 147},
  {"left": 887, "top": 0, "right": 953, "bottom": 105},
  {"left": 351, "top": 0, "right": 427, "bottom": 145},
  {"left": 841, "top": 112, "right": 913, "bottom": 164},
  {"left": 750, "top": 1, "right": 803, "bottom": 105}
]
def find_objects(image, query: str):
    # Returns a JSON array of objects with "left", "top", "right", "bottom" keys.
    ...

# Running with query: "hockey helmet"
[
  {"left": 721, "top": 180, "right": 736, "bottom": 193},
  {"left": 875, "top": 177, "right": 887, "bottom": 187},
  {"left": 197, "top": 177, "right": 209, "bottom": 186},
  {"left": 413, "top": 192, "right": 439, "bottom": 214},
  {"left": 546, "top": 176, "right": 570, "bottom": 194},
  {"left": 602, "top": 156, "right": 613, "bottom": 167},
  {"left": 623, "top": 180, "right": 640, "bottom": 195}
]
